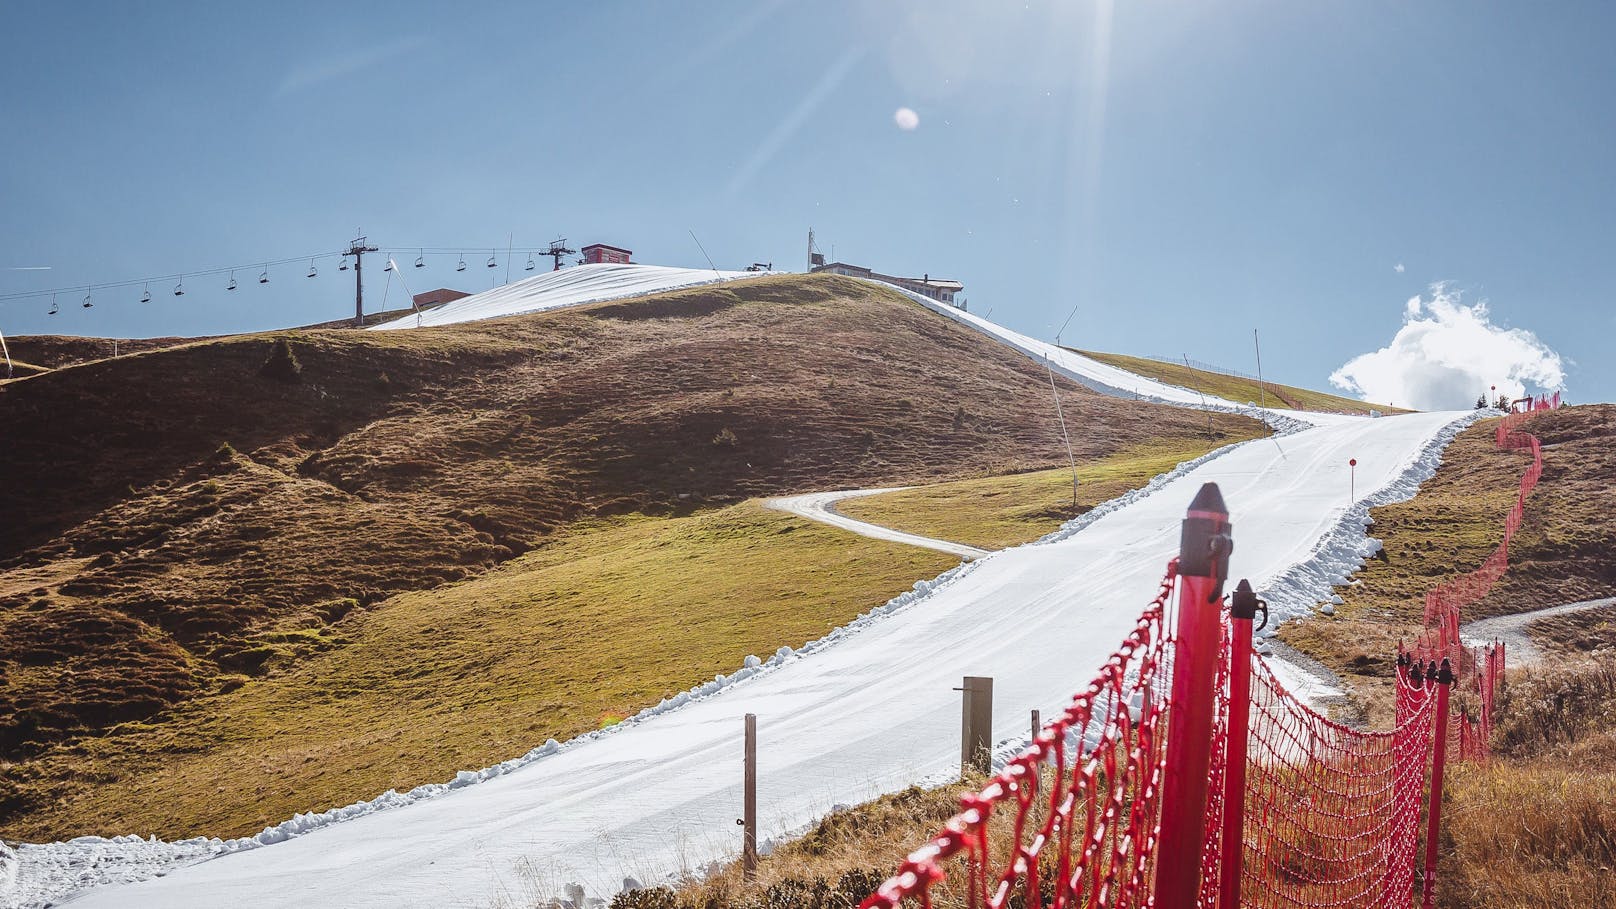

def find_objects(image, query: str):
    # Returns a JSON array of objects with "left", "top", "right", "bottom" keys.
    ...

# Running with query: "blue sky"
[{"left": 3, "top": 1, "right": 1611, "bottom": 404}]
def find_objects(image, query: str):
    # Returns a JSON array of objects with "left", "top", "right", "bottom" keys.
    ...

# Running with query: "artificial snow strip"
[
  {"left": 873, "top": 280, "right": 1317, "bottom": 433},
  {"left": 366, "top": 263, "right": 764, "bottom": 331},
  {"left": 1259, "top": 410, "right": 1485, "bottom": 622}
]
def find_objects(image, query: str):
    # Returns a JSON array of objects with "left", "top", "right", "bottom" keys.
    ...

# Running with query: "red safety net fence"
[
  {"left": 1413, "top": 409, "right": 1544, "bottom": 761},
  {"left": 1200, "top": 657, "right": 1436, "bottom": 909},
  {"left": 861, "top": 411, "right": 1553, "bottom": 909},
  {"left": 862, "top": 568, "right": 1178, "bottom": 909}
]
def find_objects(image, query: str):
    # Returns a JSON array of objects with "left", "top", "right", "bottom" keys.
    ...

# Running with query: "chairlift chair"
[
  {"left": 457, "top": 255, "right": 467, "bottom": 272},
  {"left": 339, "top": 255, "right": 350, "bottom": 271},
  {"left": 227, "top": 271, "right": 238, "bottom": 291},
  {"left": 140, "top": 283, "right": 151, "bottom": 303},
  {"left": 82, "top": 290, "right": 93, "bottom": 308},
  {"left": 415, "top": 249, "right": 425, "bottom": 268},
  {"left": 307, "top": 260, "right": 317, "bottom": 278},
  {"left": 173, "top": 280, "right": 185, "bottom": 297},
  {"left": 525, "top": 254, "right": 536, "bottom": 271},
  {"left": 486, "top": 252, "right": 497, "bottom": 269},
  {"left": 384, "top": 258, "right": 395, "bottom": 272},
  {"left": 48, "top": 295, "right": 59, "bottom": 315},
  {"left": 259, "top": 268, "right": 270, "bottom": 284}
]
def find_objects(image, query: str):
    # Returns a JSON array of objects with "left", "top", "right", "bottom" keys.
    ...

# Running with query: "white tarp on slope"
[
  {"left": 367, "top": 263, "right": 762, "bottom": 330},
  {"left": 64, "top": 409, "right": 1468, "bottom": 909}
]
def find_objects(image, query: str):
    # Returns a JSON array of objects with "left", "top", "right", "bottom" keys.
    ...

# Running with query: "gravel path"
[{"left": 1460, "top": 597, "right": 1616, "bottom": 667}]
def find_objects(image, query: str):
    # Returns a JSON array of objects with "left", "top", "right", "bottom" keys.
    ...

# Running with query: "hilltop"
[
  {"left": 1078, "top": 349, "right": 1405, "bottom": 414},
  {"left": 0, "top": 273, "right": 1263, "bottom": 838}
]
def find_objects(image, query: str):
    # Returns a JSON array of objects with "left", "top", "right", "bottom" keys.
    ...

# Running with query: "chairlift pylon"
[
  {"left": 457, "top": 255, "right": 467, "bottom": 272},
  {"left": 140, "top": 282, "right": 151, "bottom": 303}
]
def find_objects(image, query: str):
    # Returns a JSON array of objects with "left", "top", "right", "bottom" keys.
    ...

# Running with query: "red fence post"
[
  {"left": 1421, "top": 658, "right": 1454, "bottom": 909},
  {"left": 1153, "top": 482, "right": 1233, "bottom": 909},
  {"left": 1217, "top": 579, "right": 1260, "bottom": 909}
]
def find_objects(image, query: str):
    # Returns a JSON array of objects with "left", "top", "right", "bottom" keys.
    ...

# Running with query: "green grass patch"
[
  {"left": 11, "top": 502, "right": 955, "bottom": 841},
  {"left": 837, "top": 437, "right": 1252, "bottom": 551},
  {"left": 1079, "top": 350, "right": 1406, "bottom": 415}
]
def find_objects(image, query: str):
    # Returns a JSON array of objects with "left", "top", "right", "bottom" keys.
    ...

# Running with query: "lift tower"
[
  {"left": 346, "top": 235, "right": 380, "bottom": 327},
  {"left": 545, "top": 239, "right": 576, "bottom": 272}
]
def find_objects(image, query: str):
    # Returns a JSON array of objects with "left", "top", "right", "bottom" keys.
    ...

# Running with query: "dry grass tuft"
[{"left": 1440, "top": 652, "right": 1616, "bottom": 908}]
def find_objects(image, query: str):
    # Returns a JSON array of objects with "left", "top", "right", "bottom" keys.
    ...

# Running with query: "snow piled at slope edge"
[{"left": 1258, "top": 410, "right": 1485, "bottom": 623}]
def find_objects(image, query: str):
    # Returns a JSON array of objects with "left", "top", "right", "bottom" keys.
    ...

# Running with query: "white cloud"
[
  {"left": 1330, "top": 284, "right": 1564, "bottom": 410},
  {"left": 1393, "top": 263, "right": 1405, "bottom": 273},
  {"left": 894, "top": 106, "right": 920, "bottom": 130}
]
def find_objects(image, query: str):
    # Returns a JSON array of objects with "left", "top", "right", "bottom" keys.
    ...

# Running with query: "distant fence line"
[{"left": 1145, "top": 354, "right": 1266, "bottom": 383}]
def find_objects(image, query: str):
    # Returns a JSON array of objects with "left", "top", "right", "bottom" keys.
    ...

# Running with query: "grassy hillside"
[
  {"left": 1282, "top": 404, "right": 1616, "bottom": 725},
  {"left": 836, "top": 438, "right": 1245, "bottom": 551},
  {"left": 1079, "top": 350, "right": 1407, "bottom": 414},
  {"left": 2, "top": 502, "right": 959, "bottom": 840},
  {"left": 1271, "top": 405, "right": 1616, "bottom": 906},
  {"left": 0, "top": 273, "right": 1262, "bottom": 838}
]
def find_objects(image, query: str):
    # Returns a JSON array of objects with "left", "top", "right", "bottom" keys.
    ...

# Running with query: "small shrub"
[
  {"left": 610, "top": 887, "right": 677, "bottom": 909},
  {"left": 260, "top": 338, "right": 302, "bottom": 383},
  {"left": 713, "top": 427, "right": 739, "bottom": 447}
]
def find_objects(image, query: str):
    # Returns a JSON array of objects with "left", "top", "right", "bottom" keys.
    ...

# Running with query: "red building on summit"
[{"left": 581, "top": 243, "right": 632, "bottom": 265}]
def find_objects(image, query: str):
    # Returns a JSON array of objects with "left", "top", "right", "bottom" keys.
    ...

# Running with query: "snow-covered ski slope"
[
  {"left": 367, "top": 262, "right": 763, "bottom": 330},
  {"left": 62, "top": 405, "right": 1471, "bottom": 909},
  {"left": 876, "top": 282, "right": 1370, "bottom": 427}
]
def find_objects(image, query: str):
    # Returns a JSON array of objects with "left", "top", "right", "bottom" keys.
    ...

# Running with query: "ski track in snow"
[
  {"left": 5, "top": 268, "right": 1476, "bottom": 909},
  {"left": 764, "top": 489, "right": 990, "bottom": 560}
]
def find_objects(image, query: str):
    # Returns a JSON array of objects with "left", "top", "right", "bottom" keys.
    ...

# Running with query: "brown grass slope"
[
  {"left": 0, "top": 274, "right": 1260, "bottom": 810},
  {"left": 1281, "top": 404, "right": 1616, "bottom": 725},
  {"left": 1078, "top": 349, "right": 1409, "bottom": 415},
  {"left": 1272, "top": 404, "right": 1616, "bottom": 907}
]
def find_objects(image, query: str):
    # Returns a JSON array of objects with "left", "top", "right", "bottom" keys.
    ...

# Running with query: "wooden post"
[
  {"left": 959, "top": 676, "right": 994, "bottom": 776},
  {"left": 742, "top": 713, "right": 757, "bottom": 882},
  {"left": 1031, "top": 709, "right": 1042, "bottom": 796}
]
